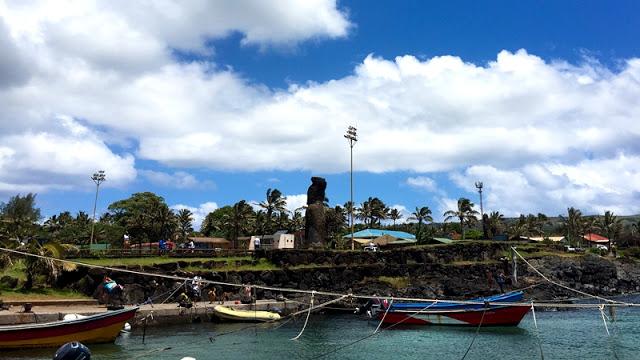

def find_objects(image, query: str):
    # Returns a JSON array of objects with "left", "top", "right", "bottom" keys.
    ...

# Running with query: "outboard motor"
[{"left": 53, "top": 342, "right": 91, "bottom": 360}]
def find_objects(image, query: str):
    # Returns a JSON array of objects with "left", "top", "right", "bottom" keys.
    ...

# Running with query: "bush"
[{"left": 622, "top": 247, "right": 640, "bottom": 259}]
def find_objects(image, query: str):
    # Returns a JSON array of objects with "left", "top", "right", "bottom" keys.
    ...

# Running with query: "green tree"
[
  {"left": 408, "top": 206, "right": 433, "bottom": 242},
  {"left": 443, "top": 198, "right": 478, "bottom": 240},
  {"left": 388, "top": 208, "right": 403, "bottom": 226},
  {"left": 600, "top": 210, "right": 622, "bottom": 251},
  {"left": 201, "top": 206, "right": 234, "bottom": 237},
  {"left": 108, "top": 192, "right": 171, "bottom": 247},
  {"left": 223, "top": 200, "right": 255, "bottom": 248},
  {"left": 176, "top": 209, "right": 194, "bottom": 243},
  {"left": 356, "top": 197, "right": 387, "bottom": 227},
  {"left": 0, "top": 193, "right": 41, "bottom": 245},
  {"left": 258, "top": 189, "right": 287, "bottom": 234},
  {"left": 560, "top": 207, "right": 583, "bottom": 247},
  {"left": 486, "top": 211, "right": 505, "bottom": 239}
]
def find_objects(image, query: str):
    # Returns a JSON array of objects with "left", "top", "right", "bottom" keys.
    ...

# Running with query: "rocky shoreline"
[{"left": 53, "top": 243, "right": 640, "bottom": 306}]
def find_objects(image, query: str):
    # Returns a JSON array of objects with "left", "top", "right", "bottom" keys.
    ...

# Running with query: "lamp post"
[
  {"left": 89, "top": 170, "right": 106, "bottom": 246},
  {"left": 475, "top": 181, "right": 485, "bottom": 239},
  {"left": 344, "top": 126, "right": 357, "bottom": 250}
]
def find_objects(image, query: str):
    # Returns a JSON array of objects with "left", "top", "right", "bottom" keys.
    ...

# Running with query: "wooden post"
[{"left": 511, "top": 248, "right": 518, "bottom": 285}]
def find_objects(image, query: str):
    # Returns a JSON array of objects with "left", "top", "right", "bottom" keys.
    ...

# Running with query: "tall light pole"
[
  {"left": 90, "top": 170, "right": 106, "bottom": 246},
  {"left": 344, "top": 126, "right": 357, "bottom": 250},
  {"left": 475, "top": 181, "right": 485, "bottom": 239}
]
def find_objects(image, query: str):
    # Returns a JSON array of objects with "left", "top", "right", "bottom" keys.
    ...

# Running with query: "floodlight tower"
[
  {"left": 89, "top": 170, "right": 106, "bottom": 245},
  {"left": 344, "top": 126, "right": 358, "bottom": 250}
]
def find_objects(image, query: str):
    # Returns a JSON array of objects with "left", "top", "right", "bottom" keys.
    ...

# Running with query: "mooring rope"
[
  {"left": 308, "top": 301, "right": 439, "bottom": 360},
  {"left": 511, "top": 247, "right": 627, "bottom": 305},
  {"left": 1, "top": 246, "right": 637, "bottom": 309},
  {"left": 460, "top": 302, "right": 488, "bottom": 360},
  {"left": 160, "top": 280, "right": 188, "bottom": 304},
  {"left": 373, "top": 298, "right": 394, "bottom": 334},
  {"left": 531, "top": 302, "right": 545, "bottom": 360},
  {"left": 290, "top": 291, "right": 315, "bottom": 340}
]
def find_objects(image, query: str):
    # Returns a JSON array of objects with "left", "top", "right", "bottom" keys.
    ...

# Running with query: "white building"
[{"left": 249, "top": 231, "right": 295, "bottom": 250}]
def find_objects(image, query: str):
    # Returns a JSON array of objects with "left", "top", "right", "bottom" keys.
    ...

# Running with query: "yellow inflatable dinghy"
[{"left": 212, "top": 305, "right": 281, "bottom": 322}]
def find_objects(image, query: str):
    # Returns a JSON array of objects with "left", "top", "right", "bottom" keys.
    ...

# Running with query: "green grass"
[
  {"left": 184, "top": 258, "right": 278, "bottom": 272},
  {"left": 0, "top": 259, "right": 26, "bottom": 281},
  {"left": 75, "top": 256, "right": 251, "bottom": 267},
  {"left": 0, "top": 287, "right": 91, "bottom": 301}
]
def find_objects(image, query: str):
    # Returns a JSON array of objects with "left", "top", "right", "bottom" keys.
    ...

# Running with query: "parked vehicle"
[{"left": 363, "top": 243, "right": 379, "bottom": 252}]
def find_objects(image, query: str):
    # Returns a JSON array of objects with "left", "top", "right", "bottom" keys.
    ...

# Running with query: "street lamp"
[
  {"left": 89, "top": 170, "right": 106, "bottom": 246},
  {"left": 475, "top": 181, "right": 485, "bottom": 239},
  {"left": 344, "top": 126, "right": 357, "bottom": 250}
]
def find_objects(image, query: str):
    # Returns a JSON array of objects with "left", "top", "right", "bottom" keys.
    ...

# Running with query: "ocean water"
[{"left": 4, "top": 306, "right": 639, "bottom": 360}]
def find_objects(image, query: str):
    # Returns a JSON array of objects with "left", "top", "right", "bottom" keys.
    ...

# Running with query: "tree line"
[{"left": 2, "top": 191, "right": 640, "bottom": 251}]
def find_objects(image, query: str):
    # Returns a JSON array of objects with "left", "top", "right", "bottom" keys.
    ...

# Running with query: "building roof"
[
  {"left": 430, "top": 237, "right": 453, "bottom": 244},
  {"left": 581, "top": 233, "right": 609, "bottom": 243},
  {"left": 189, "top": 237, "right": 230, "bottom": 244},
  {"left": 523, "top": 236, "right": 565, "bottom": 242},
  {"left": 343, "top": 229, "right": 416, "bottom": 240}
]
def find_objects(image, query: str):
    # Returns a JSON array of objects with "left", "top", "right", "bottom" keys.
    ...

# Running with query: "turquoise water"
[{"left": 4, "top": 307, "right": 639, "bottom": 359}]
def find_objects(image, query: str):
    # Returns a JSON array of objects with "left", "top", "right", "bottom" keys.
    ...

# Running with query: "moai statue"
[{"left": 304, "top": 177, "right": 327, "bottom": 248}]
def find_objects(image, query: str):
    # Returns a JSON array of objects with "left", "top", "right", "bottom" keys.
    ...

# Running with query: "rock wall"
[{"left": 55, "top": 248, "right": 640, "bottom": 305}]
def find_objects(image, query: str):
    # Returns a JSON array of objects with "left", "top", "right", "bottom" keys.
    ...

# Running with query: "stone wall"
[{"left": 55, "top": 249, "right": 640, "bottom": 305}]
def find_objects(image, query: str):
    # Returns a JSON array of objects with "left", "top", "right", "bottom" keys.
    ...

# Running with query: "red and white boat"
[
  {"left": 0, "top": 307, "right": 138, "bottom": 349},
  {"left": 378, "top": 291, "right": 530, "bottom": 327}
]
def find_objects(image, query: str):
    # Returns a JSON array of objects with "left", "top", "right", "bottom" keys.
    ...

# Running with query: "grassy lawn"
[
  {"left": 75, "top": 256, "right": 252, "bottom": 267},
  {"left": 0, "top": 259, "right": 26, "bottom": 281},
  {"left": 183, "top": 258, "right": 278, "bottom": 272},
  {"left": 0, "top": 287, "right": 91, "bottom": 301}
]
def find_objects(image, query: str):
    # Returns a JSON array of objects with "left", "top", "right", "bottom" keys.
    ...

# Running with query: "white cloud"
[
  {"left": 450, "top": 154, "right": 640, "bottom": 217},
  {"left": 140, "top": 170, "right": 213, "bottom": 189},
  {"left": 285, "top": 194, "right": 307, "bottom": 214},
  {"left": 171, "top": 201, "right": 218, "bottom": 230},
  {"left": 0, "top": 116, "right": 136, "bottom": 196},
  {"left": 406, "top": 176, "right": 439, "bottom": 192},
  {"left": 0, "top": 1, "right": 638, "bottom": 216}
]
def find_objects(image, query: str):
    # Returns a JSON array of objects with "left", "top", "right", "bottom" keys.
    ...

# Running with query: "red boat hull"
[
  {"left": 0, "top": 307, "right": 138, "bottom": 349},
  {"left": 380, "top": 305, "right": 531, "bottom": 326}
]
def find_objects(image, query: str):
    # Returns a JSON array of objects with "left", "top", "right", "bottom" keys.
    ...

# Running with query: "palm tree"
[
  {"left": 259, "top": 189, "right": 287, "bottom": 233},
  {"left": 443, "top": 198, "right": 479, "bottom": 240},
  {"left": 388, "top": 208, "right": 403, "bottom": 226},
  {"left": 486, "top": 211, "right": 505, "bottom": 239},
  {"left": 224, "top": 200, "right": 255, "bottom": 248},
  {"left": 600, "top": 210, "right": 622, "bottom": 252},
  {"left": 560, "top": 207, "right": 583, "bottom": 247},
  {"left": 408, "top": 206, "right": 433, "bottom": 242},
  {"left": 176, "top": 209, "right": 194, "bottom": 243}
]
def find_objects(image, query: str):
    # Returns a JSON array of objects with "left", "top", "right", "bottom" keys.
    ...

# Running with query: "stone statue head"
[{"left": 306, "top": 177, "right": 327, "bottom": 205}]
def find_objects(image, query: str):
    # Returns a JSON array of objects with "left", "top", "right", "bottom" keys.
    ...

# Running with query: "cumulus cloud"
[
  {"left": 140, "top": 170, "right": 213, "bottom": 189},
  {"left": 0, "top": 116, "right": 136, "bottom": 196},
  {"left": 450, "top": 154, "right": 640, "bottom": 217},
  {"left": 285, "top": 194, "right": 307, "bottom": 214},
  {"left": 171, "top": 201, "right": 219, "bottom": 230},
  {"left": 406, "top": 176, "right": 439, "bottom": 193},
  {"left": 0, "top": 1, "right": 639, "bottom": 216}
]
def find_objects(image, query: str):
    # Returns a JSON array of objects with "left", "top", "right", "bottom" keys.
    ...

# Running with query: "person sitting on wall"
[
  {"left": 96, "top": 276, "right": 124, "bottom": 306},
  {"left": 178, "top": 292, "right": 192, "bottom": 308}
]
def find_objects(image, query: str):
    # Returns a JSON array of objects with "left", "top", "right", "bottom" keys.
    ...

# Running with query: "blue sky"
[{"left": 1, "top": 1, "right": 639, "bottom": 227}]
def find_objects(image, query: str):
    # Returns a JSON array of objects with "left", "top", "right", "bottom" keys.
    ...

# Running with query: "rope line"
[
  {"left": 308, "top": 301, "right": 439, "bottom": 359},
  {"left": 2, "top": 247, "right": 638, "bottom": 309},
  {"left": 531, "top": 302, "right": 545, "bottom": 360},
  {"left": 290, "top": 291, "right": 315, "bottom": 340},
  {"left": 373, "top": 298, "right": 394, "bottom": 334},
  {"left": 460, "top": 303, "right": 488, "bottom": 360},
  {"left": 511, "top": 247, "right": 627, "bottom": 305}
]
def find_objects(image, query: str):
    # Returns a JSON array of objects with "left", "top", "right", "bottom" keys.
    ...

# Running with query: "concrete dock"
[{"left": 0, "top": 299, "right": 304, "bottom": 327}]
